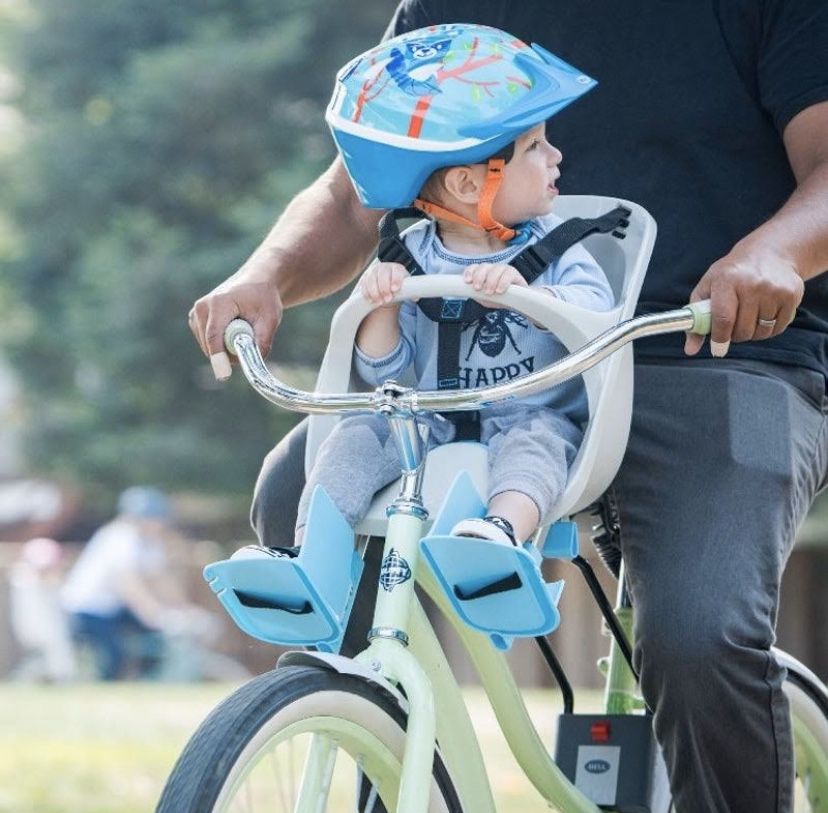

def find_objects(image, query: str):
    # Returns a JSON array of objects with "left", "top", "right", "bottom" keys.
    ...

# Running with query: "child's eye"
[{"left": 527, "top": 139, "right": 540, "bottom": 150}]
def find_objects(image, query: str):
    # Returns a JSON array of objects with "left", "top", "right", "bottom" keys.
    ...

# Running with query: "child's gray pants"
[
  {"left": 251, "top": 357, "right": 828, "bottom": 813},
  {"left": 295, "top": 407, "right": 582, "bottom": 533}
]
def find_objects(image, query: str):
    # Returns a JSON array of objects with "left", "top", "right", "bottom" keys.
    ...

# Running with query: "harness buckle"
[
  {"left": 441, "top": 409, "right": 481, "bottom": 442},
  {"left": 440, "top": 300, "right": 465, "bottom": 321},
  {"left": 601, "top": 207, "right": 631, "bottom": 237}
]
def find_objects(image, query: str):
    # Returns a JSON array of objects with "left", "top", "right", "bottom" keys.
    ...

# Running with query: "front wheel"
[
  {"left": 785, "top": 659, "right": 828, "bottom": 812},
  {"left": 156, "top": 665, "right": 463, "bottom": 813}
]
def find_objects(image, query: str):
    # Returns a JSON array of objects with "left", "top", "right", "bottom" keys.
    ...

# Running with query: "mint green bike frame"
[
  {"left": 353, "top": 503, "right": 636, "bottom": 812},
  {"left": 224, "top": 302, "right": 726, "bottom": 813},
  {"left": 225, "top": 299, "right": 828, "bottom": 811},
  {"left": 295, "top": 411, "right": 639, "bottom": 813}
]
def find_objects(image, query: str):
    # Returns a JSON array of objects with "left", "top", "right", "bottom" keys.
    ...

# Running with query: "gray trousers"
[
  {"left": 295, "top": 408, "right": 582, "bottom": 533},
  {"left": 251, "top": 358, "right": 828, "bottom": 813}
]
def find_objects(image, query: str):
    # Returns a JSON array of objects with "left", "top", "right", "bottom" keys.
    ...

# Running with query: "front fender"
[
  {"left": 278, "top": 650, "right": 409, "bottom": 713},
  {"left": 774, "top": 647, "right": 828, "bottom": 711}
]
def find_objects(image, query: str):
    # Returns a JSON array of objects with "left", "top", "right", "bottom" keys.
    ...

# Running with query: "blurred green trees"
[{"left": 0, "top": 0, "right": 390, "bottom": 504}]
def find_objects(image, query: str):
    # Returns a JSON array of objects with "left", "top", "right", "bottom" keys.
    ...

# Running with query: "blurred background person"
[
  {"left": 60, "top": 486, "right": 208, "bottom": 680},
  {"left": 8, "top": 537, "right": 76, "bottom": 682}
]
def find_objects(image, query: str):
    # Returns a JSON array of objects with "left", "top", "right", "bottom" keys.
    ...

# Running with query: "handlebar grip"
[
  {"left": 686, "top": 300, "right": 711, "bottom": 335},
  {"left": 224, "top": 318, "right": 256, "bottom": 354}
]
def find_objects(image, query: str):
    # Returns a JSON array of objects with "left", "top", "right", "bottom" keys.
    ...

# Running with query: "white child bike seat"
[{"left": 305, "top": 195, "right": 656, "bottom": 535}]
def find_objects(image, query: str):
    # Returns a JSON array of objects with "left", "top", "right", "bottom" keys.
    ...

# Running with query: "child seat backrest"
[{"left": 306, "top": 196, "right": 656, "bottom": 534}]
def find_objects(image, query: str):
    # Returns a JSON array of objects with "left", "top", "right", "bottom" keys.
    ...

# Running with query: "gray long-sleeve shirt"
[{"left": 354, "top": 213, "right": 614, "bottom": 424}]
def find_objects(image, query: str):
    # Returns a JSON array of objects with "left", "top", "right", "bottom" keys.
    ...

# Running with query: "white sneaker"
[
  {"left": 229, "top": 545, "right": 298, "bottom": 561},
  {"left": 450, "top": 516, "right": 518, "bottom": 546}
]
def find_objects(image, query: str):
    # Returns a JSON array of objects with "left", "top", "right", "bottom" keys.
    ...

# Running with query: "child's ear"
[{"left": 442, "top": 165, "right": 485, "bottom": 205}]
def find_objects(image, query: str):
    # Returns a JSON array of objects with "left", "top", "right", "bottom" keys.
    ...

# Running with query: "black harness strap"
[
  {"left": 378, "top": 209, "right": 487, "bottom": 439},
  {"left": 511, "top": 206, "right": 630, "bottom": 282},
  {"left": 377, "top": 204, "right": 631, "bottom": 288},
  {"left": 376, "top": 206, "right": 428, "bottom": 276},
  {"left": 378, "top": 206, "right": 490, "bottom": 328},
  {"left": 375, "top": 205, "right": 631, "bottom": 440}
]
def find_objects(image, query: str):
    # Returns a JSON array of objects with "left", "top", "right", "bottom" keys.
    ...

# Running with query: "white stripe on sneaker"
[{"left": 450, "top": 518, "right": 515, "bottom": 546}]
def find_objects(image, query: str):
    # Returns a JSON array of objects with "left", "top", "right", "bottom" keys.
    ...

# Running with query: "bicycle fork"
[{"left": 299, "top": 411, "right": 439, "bottom": 813}]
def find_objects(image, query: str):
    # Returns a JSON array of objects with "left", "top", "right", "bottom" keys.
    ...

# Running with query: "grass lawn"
[
  {"left": 0, "top": 680, "right": 601, "bottom": 813},
  {"left": 0, "top": 682, "right": 227, "bottom": 813}
]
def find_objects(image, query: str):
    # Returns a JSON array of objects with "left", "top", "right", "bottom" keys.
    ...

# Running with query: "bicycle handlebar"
[{"left": 224, "top": 277, "right": 711, "bottom": 417}]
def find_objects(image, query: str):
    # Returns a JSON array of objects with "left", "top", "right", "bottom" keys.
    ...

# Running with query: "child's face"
[{"left": 490, "top": 123, "right": 563, "bottom": 224}]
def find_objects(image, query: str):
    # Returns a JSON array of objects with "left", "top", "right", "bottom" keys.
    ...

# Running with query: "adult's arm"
[
  {"left": 685, "top": 100, "right": 828, "bottom": 356},
  {"left": 189, "top": 157, "right": 383, "bottom": 377}
]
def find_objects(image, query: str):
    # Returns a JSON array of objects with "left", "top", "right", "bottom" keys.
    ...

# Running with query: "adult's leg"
[
  {"left": 71, "top": 612, "right": 125, "bottom": 680},
  {"left": 116, "top": 608, "right": 165, "bottom": 678},
  {"left": 614, "top": 359, "right": 828, "bottom": 813},
  {"left": 251, "top": 418, "right": 308, "bottom": 548}
]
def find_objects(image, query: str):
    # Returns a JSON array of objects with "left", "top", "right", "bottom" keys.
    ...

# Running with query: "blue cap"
[{"left": 118, "top": 487, "right": 171, "bottom": 520}]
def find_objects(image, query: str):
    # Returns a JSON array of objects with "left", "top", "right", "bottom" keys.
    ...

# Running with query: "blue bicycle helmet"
[{"left": 326, "top": 24, "right": 596, "bottom": 211}]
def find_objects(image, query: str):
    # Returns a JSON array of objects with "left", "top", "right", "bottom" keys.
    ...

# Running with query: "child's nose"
[{"left": 547, "top": 144, "right": 563, "bottom": 166}]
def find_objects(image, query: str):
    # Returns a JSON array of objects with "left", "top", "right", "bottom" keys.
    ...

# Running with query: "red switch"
[{"left": 590, "top": 721, "right": 611, "bottom": 742}]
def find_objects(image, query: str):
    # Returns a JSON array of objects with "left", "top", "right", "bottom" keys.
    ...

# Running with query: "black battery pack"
[{"left": 554, "top": 713, "right": 670, "bottom": 812}]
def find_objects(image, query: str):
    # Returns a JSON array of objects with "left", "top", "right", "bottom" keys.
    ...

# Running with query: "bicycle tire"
[
  {"left": 784, "top": 659, "right": 828, "bottom": 812},
  {"left": 156, "top": 664, "right": 464, "bottom": 813}
]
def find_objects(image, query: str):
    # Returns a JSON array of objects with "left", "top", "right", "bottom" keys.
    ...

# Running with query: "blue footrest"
[
  {"left": 419, "top": 471, "right": 564, "bottom": 651},
  {"left": 203, "top": 486, "right": 363, "bottom": 653}
]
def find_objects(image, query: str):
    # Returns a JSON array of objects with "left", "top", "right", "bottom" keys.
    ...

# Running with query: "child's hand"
[
  {"left": 359, "top": 262, "right": 410, "bottom": 306},
  {"left": 464, "top": 263, "right": 527, "bottom": 306}
]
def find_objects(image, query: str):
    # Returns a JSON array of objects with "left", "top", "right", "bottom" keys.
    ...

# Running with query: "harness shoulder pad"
[
  {"left": 376, "top": 208, "right": 427, "bottom": 277},
  {"left": 512, "top": 205, "right": 632, "bottom": 284}
]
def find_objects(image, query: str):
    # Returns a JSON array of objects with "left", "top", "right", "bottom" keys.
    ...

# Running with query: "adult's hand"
[
  {"left": 685, "top": 102, "right": 828, "bottom": 357},
  {"left": 189, "top": 276, "right": 283, "bottom": 380},
  {"left": 684, "top": 240, "right": 804, "bottom": 357},
  {"left": 187, "top": 159, "right": 383, "bottom": 381}
]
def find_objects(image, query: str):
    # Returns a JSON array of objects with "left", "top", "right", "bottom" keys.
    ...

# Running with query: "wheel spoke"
[
  {"left": 266, "top": 743, "right": 292, "bottom": 812},
  {"left": 242, "top": 775, "right": 253, "bottom": 813},
  {"left": 293, "top": 734, "right": 337, "bottom": 812},
  {"left": 363, "top": 783, "right": 381, "bottom": 813},
  {"left": 226, "top": 737, "right": 394, "bottom": 813},
  {"left": 289, "top": 735, "right": 297, "bottom": 807},
  {"left": 354, "top": 760, "right": 382, "bottom": 813}
]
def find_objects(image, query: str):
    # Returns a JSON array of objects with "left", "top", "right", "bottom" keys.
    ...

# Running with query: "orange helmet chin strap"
[{"left": 414, "top": 158, "right": 517, "bottom": 242}]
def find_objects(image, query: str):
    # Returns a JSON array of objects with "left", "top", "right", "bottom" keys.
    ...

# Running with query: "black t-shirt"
[{"left": 385, "top": 0, "right": 828, "bottom": 375}]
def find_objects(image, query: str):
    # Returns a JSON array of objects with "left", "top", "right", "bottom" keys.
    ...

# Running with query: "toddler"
[{"left": 243, "top": 24, "right": 613, "bottom": 553}]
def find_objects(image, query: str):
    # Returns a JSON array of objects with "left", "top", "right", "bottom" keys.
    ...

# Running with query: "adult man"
[{"left": 189, "top": 2, "right": 828, "bottom": 810}]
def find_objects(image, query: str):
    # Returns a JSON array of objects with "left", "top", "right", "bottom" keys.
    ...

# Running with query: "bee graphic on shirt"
[{"left": 463, "top": 310, "right": 527, "bottom": 359}]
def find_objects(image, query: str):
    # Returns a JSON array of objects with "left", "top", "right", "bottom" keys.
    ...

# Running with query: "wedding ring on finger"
[{"left": 757, "top": 317, "right": 777, "bottom": 329}]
